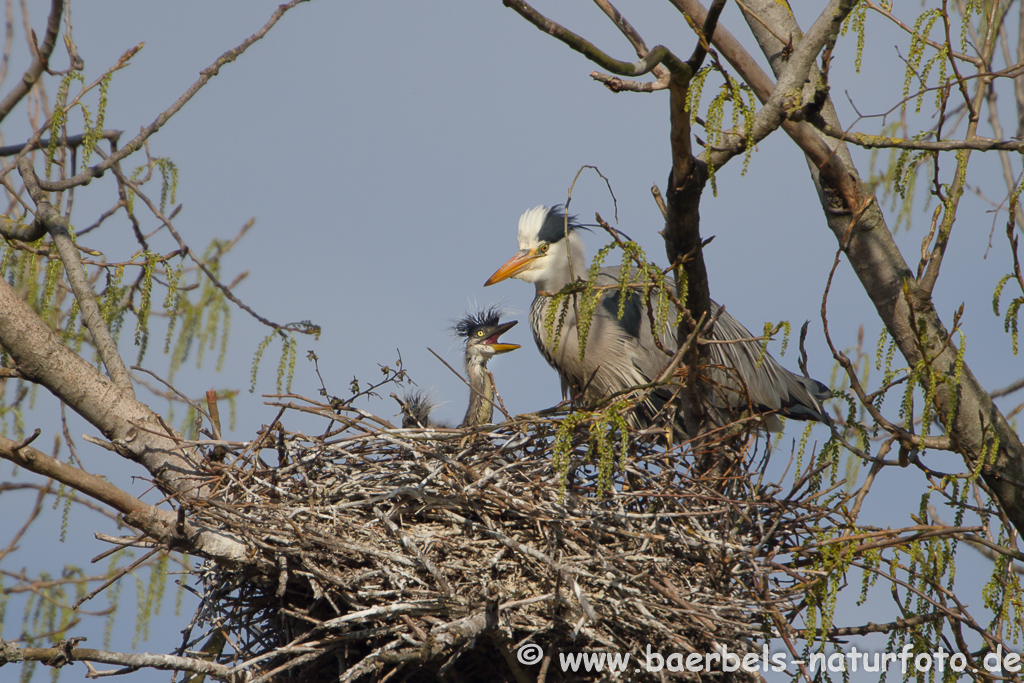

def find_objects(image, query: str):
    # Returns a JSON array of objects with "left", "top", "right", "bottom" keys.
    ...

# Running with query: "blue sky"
[{"left": 1, "top": 1, "right": 1021, "bottom": 678}]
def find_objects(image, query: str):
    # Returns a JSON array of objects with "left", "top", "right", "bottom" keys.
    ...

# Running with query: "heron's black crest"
[
  {"left": 537, "top": 206, "right": 587, "bottom": 244},
  {"left": 453, "top": 306, "right": 504, "bottom": 339}
]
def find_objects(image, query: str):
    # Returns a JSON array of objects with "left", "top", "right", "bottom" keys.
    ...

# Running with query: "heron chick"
[
  {"left": 401, "top": 309, "right": 520, "bottom": 428},
  {"left": 484, "top": 205, "right": 831, "bottom": 438}
]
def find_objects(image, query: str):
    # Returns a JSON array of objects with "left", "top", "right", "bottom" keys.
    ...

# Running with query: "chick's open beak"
[
  {"left": 484, "top": 249, "right": 538, "bottom": 286},
  {"left": 486, "top": 320, "right": 520, "bottom": 354},
  {"left": 489, "top": 343, "right": 520, "bottom": 354}
]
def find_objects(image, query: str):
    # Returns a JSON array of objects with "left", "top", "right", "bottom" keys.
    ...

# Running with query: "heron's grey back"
[{"left": 528, "top": 265, "right": 830, "bottom": 434}]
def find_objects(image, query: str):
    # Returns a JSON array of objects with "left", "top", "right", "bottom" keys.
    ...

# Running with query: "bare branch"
[
  {"left": 982, "top": 57, "right": 1024, "bottom": 227},
  {"left": 0, "top": 433, "right": 178, "bottom": 539},
  {"left": 0, "top": 214, "right": 44, "bottom": 241},
  {"left": 685, "top": 0, "right": 726, "bottom": 73},
  {"left": 32, "top": 0, "right": 310, "bottom": 193},
  {"left": 808, "top": 612, "right": 944, "bottom": 638},
  {"left": 992, "top": 377, "right": 1024, "bottom": 399},
  {"left": 0, "top": 0, "right": 61, "bottom": 122},
  {"left": 815, "top": 122, "right": 1024, "bottom": 152},
  {"left": 590, "top": 71, "right": 668, "bottom": 92},
  {"left": 0, "top": 128, "right": 121, "bottom": 157},
  {"left": 0, "top": 637, "right": 234, "bottom": 679},
  {"left": 592, "top": 0, "right": 668, "bottom": 80},
  {"left": 502, "top": 0, "right": 689, "bottom": 76},
  {"left": 917, "top": 0, "right": 1000, "bottom": 300}
]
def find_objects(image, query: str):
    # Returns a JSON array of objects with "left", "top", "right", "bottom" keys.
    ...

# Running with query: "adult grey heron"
[
  {"left": 483, "top": 205, "right": 831, "bottom": 438},
  {"left": 401, "top": 309, "right": 520, "bottom": 428}
]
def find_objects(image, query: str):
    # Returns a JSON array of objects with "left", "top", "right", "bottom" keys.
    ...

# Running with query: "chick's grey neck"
[{"left": 460, "top": 351, "right": 495, "bottom": 428}]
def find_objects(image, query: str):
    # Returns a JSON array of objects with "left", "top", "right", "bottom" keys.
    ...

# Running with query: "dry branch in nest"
[{"left": 177, "top": 397, "right": 838, "bottom": 682}]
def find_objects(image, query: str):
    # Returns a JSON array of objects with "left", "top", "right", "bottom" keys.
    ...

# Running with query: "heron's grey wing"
[
  {"left": 526, "top": 265, "right": 690, "bottom": 434},
  {"left": 540, "top": 269, "right": 670, "bottom": 402},
  {"left": 705, "top": 303, "right": 831, "bottom": 423},
  {"left": 596, "top": 267, "right": 829, "bottom": 425},
  {"left": 590, "top": 269, "right": 693, "bottom": 429},
  {"left": 593, "top": 269, "right": 670, "bottom": 370}
]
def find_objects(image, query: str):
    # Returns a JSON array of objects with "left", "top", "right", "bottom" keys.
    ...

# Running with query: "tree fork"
[
  {"left": 18, "top": 156, "right": 136, "bottom": 397},
  {"left": 0, "top": 276, "right": 248, "bottom": 560},
  {"left": 730, "top": 0, "right": 1024, "bottom": 532},
  {"left": 662, "top": 0, "right": 726, "bottom": 431}
]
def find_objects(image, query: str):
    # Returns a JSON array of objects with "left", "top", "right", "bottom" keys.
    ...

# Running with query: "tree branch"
[
  {"left": 590, "top": 72, "right": 668, "bottom": 92},
  {"left": 592, "top": 0, "right": 669, "bottom": 79},
  {"left": 0, "top": 274, "right": 248, "bottom": 560},
  {"left": 0, "top": 0, "right": 61, "bottom": 123},
  {"left": 0, "top": 429, "right": 248, "bottom": 564},
  {"left": 503, "top": 0, "right": 689, "bottom": 76},
  {"left": 684, "top": 0, "right": 726, "bottom": 72},
  {"left": 991, "top": 376, "right": 1024, "bottom": 399},
  {"left": 32, "top": 0, "right": 309, "bottom": 193},
  {"left": 17, "top": 155, "right": 136, "bottom": 397},
  {"left": 652, "top": 0, "right": 725, "bottom": 433},
  {"left": 815, "top": 123, "right": 1024, "bottom": 152},
  {"left": 0, "top": 432, "right": 178, "bottom": 540},
  {"left": 725, "top": 0, "right": 1024, "bottom": 534},
  {"left": 917, "top": 0, "right": 1000, "bottom": 301},
  {"left": 589, "top": 0, "right": 671, "bottom": 90},
  {"left": 805, "top": 612, "right": 944, "bottom": 638},
  {"left": 0, "top": 128, "right": 121, "bottom": 157},
  {"left": 0, "top": 637, "right": 234, "bottom": 679},
  {"left": 983, "top": 58, "right": 1024, "bottom": 228},
  {"left": 670, "top": 0, "right": 863, "bottom": 211},
  {"left": 0, "top": 214, "right": 45, "bottom": 242}
]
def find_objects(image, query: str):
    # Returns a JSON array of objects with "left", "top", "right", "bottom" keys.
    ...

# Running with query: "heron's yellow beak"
[{"left": 484, "top": 249, "right": 538, "bottom": 286}]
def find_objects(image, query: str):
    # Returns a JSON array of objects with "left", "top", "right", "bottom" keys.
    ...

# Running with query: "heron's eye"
[
  {"left": 476, "top": 330, "right": 485, "bottom": 337},
  {"left": 537, "top": 243, "right": 550, "bottom": 254}
]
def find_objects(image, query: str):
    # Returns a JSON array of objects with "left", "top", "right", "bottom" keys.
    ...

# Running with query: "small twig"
[
  {"left": 0, "top": 129, "right": 121, "bottom": 157},
  {"left": 0, "top": 0, "right": 62, "bottom": 122},
  {"left": 32, "top": 0, "right": 311, "bottom": 193},
  {"left": 73, "top": 547, "right": 161, "bottom": 610}
]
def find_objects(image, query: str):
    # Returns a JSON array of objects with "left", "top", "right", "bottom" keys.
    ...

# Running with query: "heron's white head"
[{"left": 484, "top": 206, "right": 588, "bottom": 291}]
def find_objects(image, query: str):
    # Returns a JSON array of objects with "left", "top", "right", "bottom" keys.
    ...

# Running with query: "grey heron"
[
  {"left": 401, "top": 309, "right": 520, "bottom": 428},
  {"left": 483, "top": 205, "right": 831, "bottom": 438}
]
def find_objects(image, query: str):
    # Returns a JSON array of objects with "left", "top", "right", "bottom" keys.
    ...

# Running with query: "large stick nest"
[{"left": 181, "top": 401, "right": 835, "bottom": 682}]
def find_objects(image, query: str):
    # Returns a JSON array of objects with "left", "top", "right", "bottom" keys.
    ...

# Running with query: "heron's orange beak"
[{"left": 484, "top": 249, "right": 538, "bottom": 286}]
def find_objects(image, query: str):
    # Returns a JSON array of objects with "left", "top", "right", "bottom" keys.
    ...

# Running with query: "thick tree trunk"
[
  {"left": 0, "top": 277, "right": 247, "bottom": 561},
  {"left": 732, "top": 0, "right": 1024, "bottom": 532}
]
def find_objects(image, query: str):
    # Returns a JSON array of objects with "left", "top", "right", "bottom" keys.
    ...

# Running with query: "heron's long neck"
[
  {"left": 460, "top": 356, "right": 494, "bottom": 427},
  {"left": 535, "top": 267, "right": 573, "bottom": 294}
]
